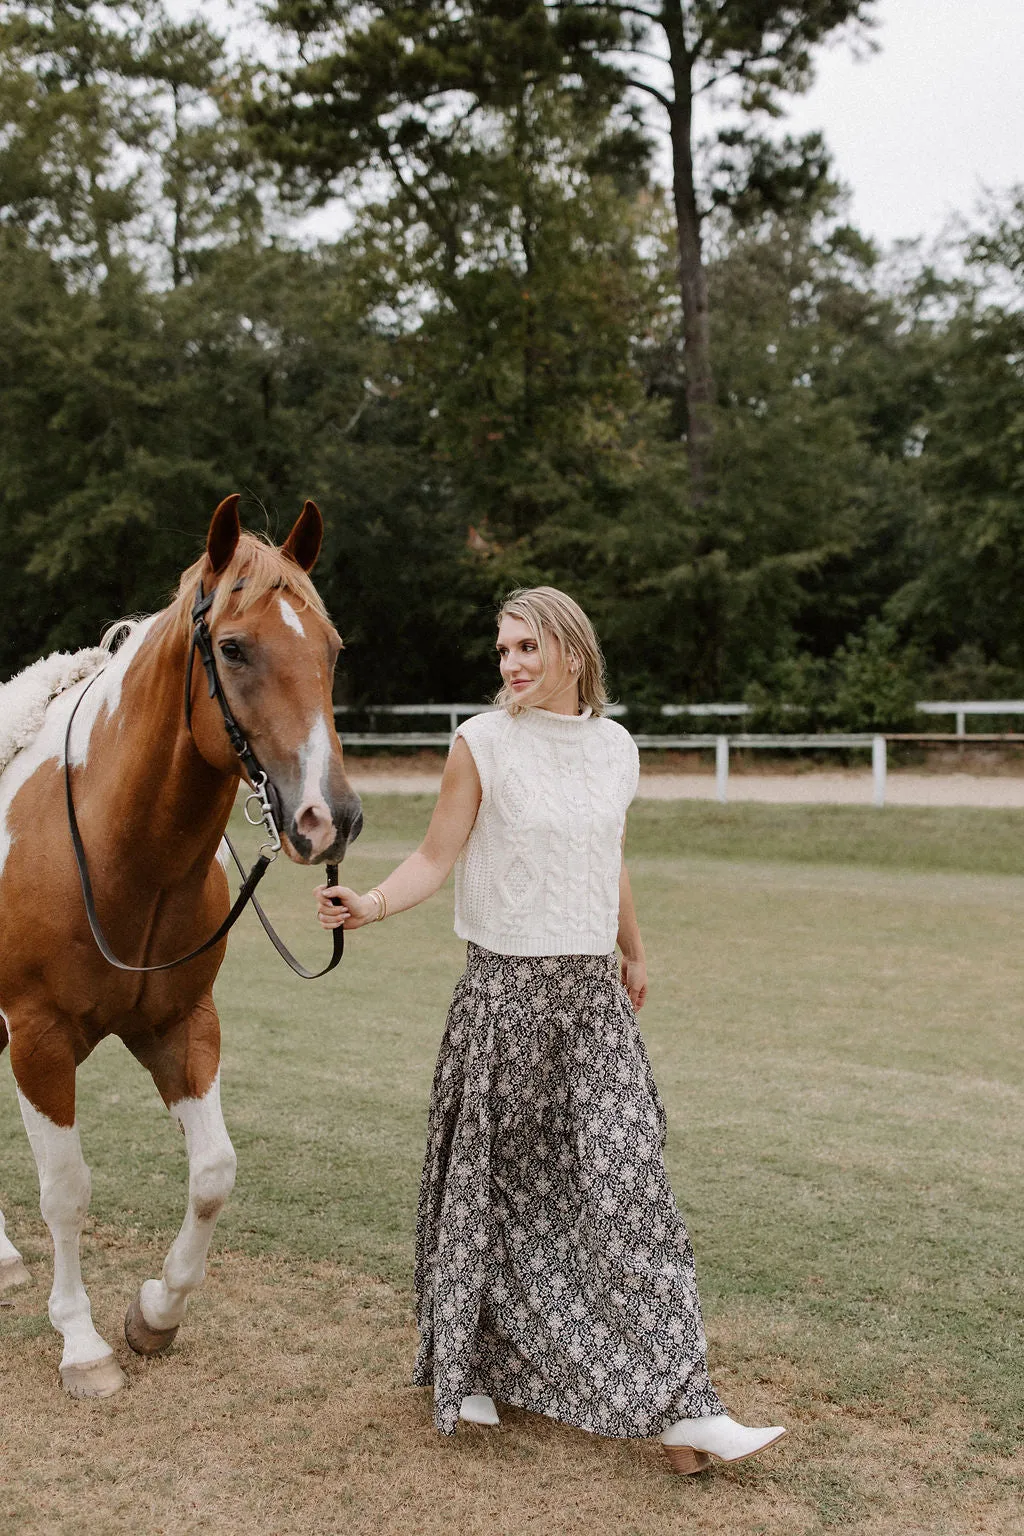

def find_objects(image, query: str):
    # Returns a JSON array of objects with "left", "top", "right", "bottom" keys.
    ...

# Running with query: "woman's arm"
[
  {"left": 316, "top": 737, "right": 482, "bottom": 930},
  {"left": 617, "top": 849, "right": 648, "bottom": 1011}
]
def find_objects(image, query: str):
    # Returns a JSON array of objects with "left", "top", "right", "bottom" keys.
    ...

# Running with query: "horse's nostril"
[
  {"left": 347, "top": 808, "right": 364, "bottom": 844},
  {"left": 297, "top": 805, "right": 330, "bottom": 836}
]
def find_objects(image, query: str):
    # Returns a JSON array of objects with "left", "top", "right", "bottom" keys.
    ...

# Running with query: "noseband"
[{"left": 63, "top": 579, "right": 345, "bottom": 978}]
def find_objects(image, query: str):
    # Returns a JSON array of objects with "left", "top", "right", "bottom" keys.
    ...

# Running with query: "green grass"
[
  {"left": 3, "top": 796, "right": 1023, "bottom": 1445},
  {"left": 333, "top": 793, "right": 1024, "bottom": 875},
  {"left": 629, "top": 799, "right": 1024, "bottom": 875}
]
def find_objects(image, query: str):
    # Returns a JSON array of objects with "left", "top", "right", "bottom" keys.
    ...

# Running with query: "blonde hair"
[{"left": 495, "top": 586, "right": 608, "bottom": 717}]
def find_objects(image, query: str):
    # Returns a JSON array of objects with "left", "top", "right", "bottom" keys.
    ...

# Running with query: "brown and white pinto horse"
[{"left": 0, "top": 496, "right": 361, "bottom": 1397}]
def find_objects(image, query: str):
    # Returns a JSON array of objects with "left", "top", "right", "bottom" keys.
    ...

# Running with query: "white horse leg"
[
  {"left": 125, "top": 1071, "right": 236, "bottom": 1354},
  {"left": 17, "top": 1090, "right": 125, "bottom": 1397},
  {"left": 0, "top": 1009, "right": 30, "bottom": 1290},
  {"left": 0, "top": 1205, "right": 31, "bottom": 1290}
]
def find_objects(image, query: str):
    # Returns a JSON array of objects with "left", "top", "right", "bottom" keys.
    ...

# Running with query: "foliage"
[
  {"left": 0, "top": 5, "right": 1023, "bottom": 730},
  {"left": 252, "top": 0, "right": 881, "bottom": 505},
  {"left": 894, "top": 191, "right": 1024, "bottom": 672},
  {"left": 744, "top": 620, "right": 921, "bottom": 731}
]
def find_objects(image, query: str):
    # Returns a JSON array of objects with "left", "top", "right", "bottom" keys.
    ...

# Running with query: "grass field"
[{"left": 2, "top": 799, "right": 1023, "bottom": 1534}]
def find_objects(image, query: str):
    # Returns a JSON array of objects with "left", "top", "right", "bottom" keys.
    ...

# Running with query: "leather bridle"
[{"left": 63, "top": 579, "right": 345, "bottom": 978}]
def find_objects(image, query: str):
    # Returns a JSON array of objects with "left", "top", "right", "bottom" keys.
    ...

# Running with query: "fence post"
[
  {"left": 716, "top": 736, "right": 729, "bottom": 804},
  {"left": 872, "top": 735, "right": 887, "bottom": 808}
]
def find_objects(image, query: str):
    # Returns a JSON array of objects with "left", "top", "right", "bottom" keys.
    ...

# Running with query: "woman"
[{"left": 316, "top": 587, "right": 785, "bottom": 1475}]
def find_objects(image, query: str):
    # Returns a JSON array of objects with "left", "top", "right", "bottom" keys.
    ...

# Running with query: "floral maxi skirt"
[{"left": 413, "top": 944, "right": 724, "bottom": 1437}]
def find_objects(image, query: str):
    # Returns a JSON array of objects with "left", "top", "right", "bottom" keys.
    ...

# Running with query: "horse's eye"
[{"left": 219, "top": 640, "right": 245, "bottom": 664}]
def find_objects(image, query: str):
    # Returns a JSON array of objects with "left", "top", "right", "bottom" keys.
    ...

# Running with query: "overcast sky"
[
  {"left": 186, "top": 0, "right": 1024, "bottom": 250},
  {"left": 773, "top": 0, "right": 1024, "bottom": 247}
]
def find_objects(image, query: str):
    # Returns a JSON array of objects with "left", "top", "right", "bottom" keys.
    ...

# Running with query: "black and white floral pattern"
[{"left": 413, "top": 944, "right": 724, "bottom": 1437}]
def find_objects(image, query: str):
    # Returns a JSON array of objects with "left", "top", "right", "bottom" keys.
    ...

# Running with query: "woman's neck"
[{"left": 533, "top": 678, "right": 580, "bottom": 716}]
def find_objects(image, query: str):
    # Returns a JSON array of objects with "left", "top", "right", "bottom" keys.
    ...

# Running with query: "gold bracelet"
[{"left": 369, "top": 886, "right": 388, "bottom": 922}]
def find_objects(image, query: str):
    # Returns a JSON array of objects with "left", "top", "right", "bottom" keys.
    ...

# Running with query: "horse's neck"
[{"left": 92, "top": 612, "right": 236, "bottom": 882}]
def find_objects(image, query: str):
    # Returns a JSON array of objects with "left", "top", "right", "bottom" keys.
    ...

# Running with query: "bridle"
[
  {"left": 63, "top": 579, "right": 345, "bottom": 978},
  {"left": 184, "top": 579, "right": 282, "bottom": 861}
]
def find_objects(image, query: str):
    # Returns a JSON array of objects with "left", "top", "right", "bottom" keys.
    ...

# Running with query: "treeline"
[{"left": 1, "top": 0, "right": 1022, "bottom": 726}]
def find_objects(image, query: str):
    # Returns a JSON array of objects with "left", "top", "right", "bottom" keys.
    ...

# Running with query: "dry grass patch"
[{"left": 2, "top": 1228, "right": 1020, "bottom": 1536}]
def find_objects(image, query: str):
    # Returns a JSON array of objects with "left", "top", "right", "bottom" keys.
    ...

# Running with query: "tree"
[
  {"left": 897, "top": 190, "right": 1024, "bottom": 674},
  {"left": 135, "top": 12, "right": 265, "bottom": 288},
  {"left": 0, "top": 0, "right": 150, "bottom": 271},
  {"left": 0, "top": 1, "right": 265, "bottom": 284},
  {"left": 253, "top": 1, "right": 877, "bottom": 504},
  {"left": 549, "top": 0, "right": 879, "bottom": 504}
]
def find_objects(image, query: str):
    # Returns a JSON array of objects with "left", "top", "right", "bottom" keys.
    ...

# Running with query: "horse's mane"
[{"left": 169, "top": 532, "right": 330, "bottom": 643}]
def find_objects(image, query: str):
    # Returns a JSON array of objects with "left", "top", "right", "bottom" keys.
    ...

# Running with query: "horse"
[{"left": 0, "top": 495, "right": 362, "bottom": 1398}]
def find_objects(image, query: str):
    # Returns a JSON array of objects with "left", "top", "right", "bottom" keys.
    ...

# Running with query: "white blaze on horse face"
[
  {"left": 300, "top": 713, "right": 332, "bottom": 800},
  {"left": 291, "top": 713, "right": 337, "bottom": 857},
  {"left": 278, "top": 596, "right": 306, "bottom": 637},
  {"left": 17, "top": 1090, "right": 114, "bottom": 1369},
  {"left": 137, "top": 1071, "right": 237, "bottom": 1333}
]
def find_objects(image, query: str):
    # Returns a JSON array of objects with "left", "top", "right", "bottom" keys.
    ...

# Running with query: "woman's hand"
[
  {"left": 315, "top": 884, "right": 377, "bottom": 931},
  {"left": 621, "top": 957, "right": 648, "bottom": 1012}
]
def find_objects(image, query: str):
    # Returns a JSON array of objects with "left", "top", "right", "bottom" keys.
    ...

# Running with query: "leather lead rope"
[
  {"left": 63, "top": 583, "right": 345, "bottom": 978},
  {"left": 222, "top": 836, "right": 343, "bottom": 979}
]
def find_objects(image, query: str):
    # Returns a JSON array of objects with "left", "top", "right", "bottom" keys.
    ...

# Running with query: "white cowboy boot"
[
  {"left": 660, "top": 1413, "right": 786, "bottom": 1474},
  {"left": 459, "top": 1393, "right": 501, "bottom": 1427}
]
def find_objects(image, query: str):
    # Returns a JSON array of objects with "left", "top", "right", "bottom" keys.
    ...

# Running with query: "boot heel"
[{"left": 662, "top": 1444, "right": 712, "bottom": 1476}]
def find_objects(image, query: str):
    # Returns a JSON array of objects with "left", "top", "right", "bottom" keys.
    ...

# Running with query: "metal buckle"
[{"left": 244, "top": 772, "right": 282, "bottom": 859}]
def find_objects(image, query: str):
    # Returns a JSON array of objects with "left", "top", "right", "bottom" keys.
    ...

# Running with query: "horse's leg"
[
  {"left": 0, "top": 1015, "right": 32, "bottom": 1291},
  {"left": 125, "top": 1000, "right": 236, "bottom": 1355},
  {"left": 0, "top": 1209, "right": 32, "bottom": 1291},
  {"left": 12, "top": 1027, "right": 125, "bottom": 1397}
]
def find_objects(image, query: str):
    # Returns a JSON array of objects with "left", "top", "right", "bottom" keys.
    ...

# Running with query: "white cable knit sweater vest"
[{"left": 453, "top": 706, "right": 639, "bottom": 957}]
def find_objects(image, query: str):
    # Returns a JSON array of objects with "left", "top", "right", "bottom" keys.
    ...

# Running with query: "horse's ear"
[
  {"left": 206, "top": 494, "right": 241, "bottom": 576},
  {"left": 281, "top": 499, "right": 323, "bottom": 573}
]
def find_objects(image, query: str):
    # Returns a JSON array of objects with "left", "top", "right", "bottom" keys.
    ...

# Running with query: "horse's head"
[{"left": 186, "top": 495, "right": 363, "bottom": 865}]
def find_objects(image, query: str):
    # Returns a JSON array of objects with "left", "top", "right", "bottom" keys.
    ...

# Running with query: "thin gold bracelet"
[{"left": 369, "top": 886, "right": 388, "bottom": 922}]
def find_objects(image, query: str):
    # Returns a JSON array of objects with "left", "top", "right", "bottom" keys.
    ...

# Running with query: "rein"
[{"left": 63, "top": 581, "right": 344, "bottom": 978}]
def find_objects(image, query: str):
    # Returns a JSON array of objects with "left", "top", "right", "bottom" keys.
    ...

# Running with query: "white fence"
[
  {"left": 333, "top": 706, "right": 892, "bottom": 805},
  {"left": 626, "top": 733, "right": 886, "bottom": 806},
  {"left": 664, "top": 700, "right": 1024, "bottom": 734},
  {"left": 332, "top": 701, "right": 1024, "bottom": 808},
  {"left": 915, "top": 700, "right": 1024, "bottom": 736},
  {"left": 334, "top": 702, "right": 627, "bottom": 738},
  {"left": 336, "top": 699, "right": 1024, "bottom": 740}
]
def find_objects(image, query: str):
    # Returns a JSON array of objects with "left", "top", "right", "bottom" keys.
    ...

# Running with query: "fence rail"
[
  {"left": 333, "top": 703, "right": 1024, "bottom": 809},
  {"left": 337, "top": 699, "right": 1024, "bottom": 734},
  {"left": 915, "top": 701, "right": 1024, "bottom": 736}
]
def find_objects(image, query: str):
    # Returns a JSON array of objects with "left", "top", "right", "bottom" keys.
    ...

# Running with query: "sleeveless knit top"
[{"left": 452, "top": 706, "right": 640, "bottom": 957}]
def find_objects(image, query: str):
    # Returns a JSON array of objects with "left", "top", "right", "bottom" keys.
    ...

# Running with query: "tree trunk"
[
  {"left": 170, "top": 84, "right": 185, "bottom": 289},
  {"left": 663, "top": 6, "right": 714, "bottom": 508}
]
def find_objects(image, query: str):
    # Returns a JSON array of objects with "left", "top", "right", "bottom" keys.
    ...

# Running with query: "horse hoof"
[
  {"left": 124, "top": 1295, "right": 179, "bottom": 1356},
  {"left": 60, "top": 1356, "right": 126, "bottom": 1399},
  {"left": 0, "top": 1256, "right": 31, "bottom": 1292}
]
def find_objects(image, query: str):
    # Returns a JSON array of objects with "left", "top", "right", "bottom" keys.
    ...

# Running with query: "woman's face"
[{"left": 496, "top": 616, "right": 553, "bottom": 700}]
